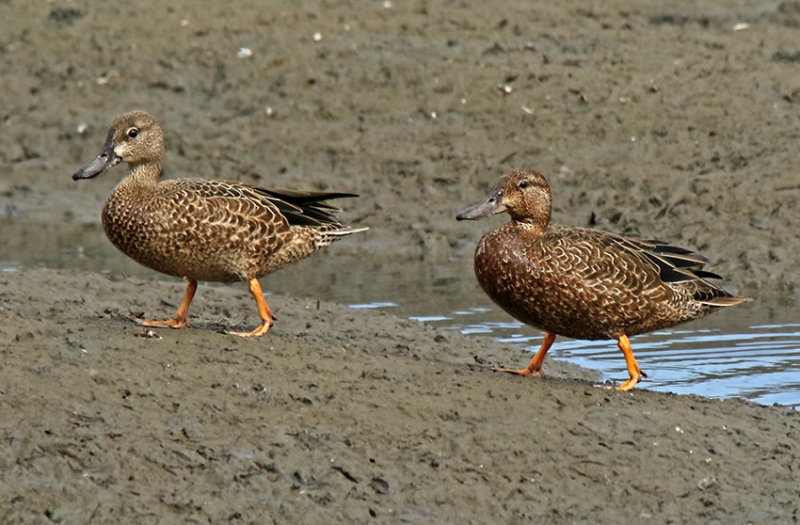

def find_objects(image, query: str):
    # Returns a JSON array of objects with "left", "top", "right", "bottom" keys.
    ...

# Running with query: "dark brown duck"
[
  {"left": 457, "top": 168, "right": 746, "bottom": 390},
  {"left": 73, "top": 110, "right": 366, "bottom": 336}
]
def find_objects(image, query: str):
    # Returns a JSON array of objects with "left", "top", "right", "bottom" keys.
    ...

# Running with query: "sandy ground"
[{"left": 1, "top": 0, "right": 800, "bottom": 522}]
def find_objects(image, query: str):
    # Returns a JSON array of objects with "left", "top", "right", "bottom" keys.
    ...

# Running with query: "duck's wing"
[
  {"left": 610, "top": 234, "right": 745, "bottom": 306},
  {"left": 167, "top": 180, "right": 358, "bottom": 228},
  {"left": 542, "top": 227, "right": 743, "bottom": 305}
]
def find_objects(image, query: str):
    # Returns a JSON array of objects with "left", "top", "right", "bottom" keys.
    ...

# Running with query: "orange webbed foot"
[
  {"left": 135, "top": 317, "right": 188, "bottom": 329},
  {"left": 614, "top": 377, "right": 640, "bottom": 391},
  {"left": 491, "top": 332, "right": 555, "bottom": 380},
  {"left": 228, "top": 319, "right": 273, "bottom": 337},
  {"left": 133, "top": 279, "right": 197, "bottom": 331},
  {"left": 491, "top": 366, "right": 545, "bottom": 378}
]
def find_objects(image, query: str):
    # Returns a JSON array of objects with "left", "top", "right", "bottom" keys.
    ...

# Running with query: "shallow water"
[
  {"left": 345, "top": 290, "right": 800, "bottom": 408},
  {"left": 421, "top": 307, "right": 800, "bottom": 408},
  {"left": 3, "top": 220, "right": 798, "bottom": 408}
]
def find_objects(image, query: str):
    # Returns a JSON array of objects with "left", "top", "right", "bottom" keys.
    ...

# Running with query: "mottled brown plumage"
[
  {"left": 73, "top": 111, "right": 366, "bottom": 336},
  {"left": 456, "top": 168, "right": 745, "bottom": 390}
]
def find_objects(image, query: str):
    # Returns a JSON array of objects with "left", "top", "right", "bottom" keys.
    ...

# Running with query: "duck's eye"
[
  {"left": 518, "top": 180, "right": 530, "bottom": 189},
  {"left": 126, "top": 127, "right": 139, "bottom": 138}
]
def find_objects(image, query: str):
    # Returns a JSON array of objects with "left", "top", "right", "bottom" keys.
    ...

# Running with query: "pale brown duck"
[
  {"left": 73, "top": 110, "right": 366, "bottom": 336},
  {"left": 456, "top": 168, "right": 746, "bottom": 390}
]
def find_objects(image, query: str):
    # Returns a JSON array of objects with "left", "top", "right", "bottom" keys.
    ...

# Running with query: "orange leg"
[
  {"left": 493, "top": 331, "right": 557, "bottom": 378},
  {"left": 229, "top": 278, "right": 276, "bottom": 337},
  {"left": 615, "top": 334, "right": 647, "bottom": 391},
  {"left": 136, "top": 279, "right": 197, "bottom": 329}
]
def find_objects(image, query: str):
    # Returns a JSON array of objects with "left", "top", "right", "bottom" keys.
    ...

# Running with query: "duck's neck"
[
  {"left": 121, "top": 162, "right": 162, "bottom": 189},
  {"left": 511, "top": 217, "right": 548, "bottom": 236}
]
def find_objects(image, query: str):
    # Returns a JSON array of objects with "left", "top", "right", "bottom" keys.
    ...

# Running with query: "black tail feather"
[{"left": 254, "top": 188, "right": 358, "bottom": 227}]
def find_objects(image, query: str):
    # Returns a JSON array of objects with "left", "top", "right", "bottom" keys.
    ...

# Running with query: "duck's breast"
[{"left": 474, "top": 227, "right": 561, "bottom": 332}]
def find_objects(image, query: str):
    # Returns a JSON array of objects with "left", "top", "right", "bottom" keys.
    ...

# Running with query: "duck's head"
[
  {"left": 72, "top": 111, "right": 165, "bottom": 180},
  {"left": 456, "top": 168, "right": 552, "bottom": 227}
]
